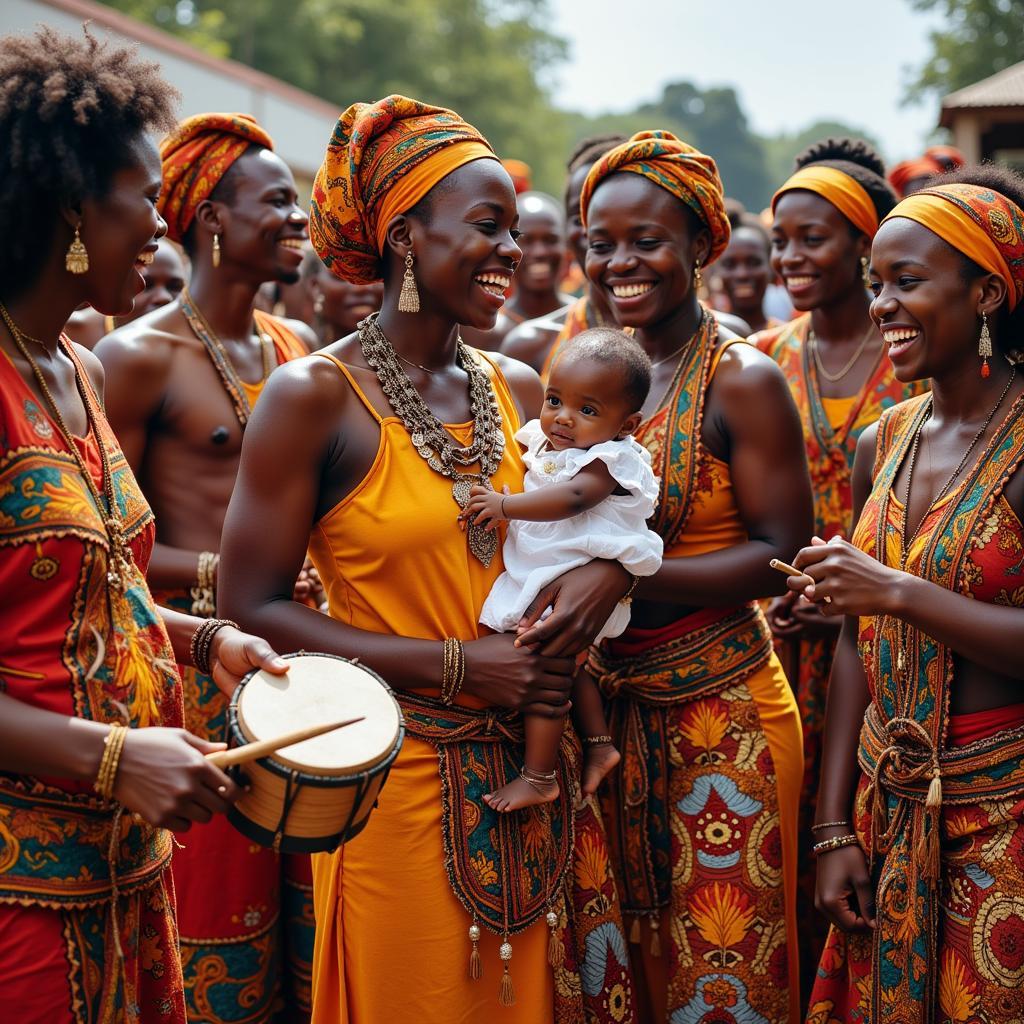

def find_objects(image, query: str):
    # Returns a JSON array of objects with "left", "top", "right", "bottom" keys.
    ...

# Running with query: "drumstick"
[
  {"left": 205, "top": 717, "right": 365, "bottom": 769},
  {"left": 769, "top": 558, "right": 805, "bottom": 578}
]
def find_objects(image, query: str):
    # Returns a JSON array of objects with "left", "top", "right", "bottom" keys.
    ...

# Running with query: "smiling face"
[
  {"left": 129, "top": 238, "right": 187, "bottom": 319},
  {"left": 541, "top": 353, "right": 639, "bottom": 450},
  {"left": 316, "top": 273, "right": 384, "bottom": 335},
  {"left": 79, "top": 134, "right": 167, "bottom": 317},
  {"left": 584, "top": 173, "right": 709, "bottom": 329},
  {"left": 402, "top": 158, "right": 522, "bottom": 330},
  {"left": 515, "top": 198, "right": 565, "bottom": 295},
  {"left": 718, "top": 227, "right": 771, "bottom": 316},
  {"left": 213, "top": 147, "right": 308, "bottom": 285},
  {"left": 868, "top": 217, "right": 996, "bottom": 382},
  {"left": 771, "top": 189, "right": 868, "bottom": 311}
]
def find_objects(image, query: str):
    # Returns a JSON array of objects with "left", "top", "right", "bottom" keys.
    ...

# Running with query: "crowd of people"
[{"left": 1, "top": 24, "right": 1022, "bottom": 1024}]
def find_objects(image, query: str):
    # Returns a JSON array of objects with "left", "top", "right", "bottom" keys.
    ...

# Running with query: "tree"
[
  {"left": 100, "top": 0, "right": 572, "bottom": 192},
  {"left": 905, "top": 0, "right": 1024, "bottom": 102}
]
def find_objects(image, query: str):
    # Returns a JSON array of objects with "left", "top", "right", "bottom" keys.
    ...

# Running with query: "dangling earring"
[
  {"left": 313, "top": 292, "right": 325, "bottom": 316},
  {"left": 212, "top": 233, "right": 221, "bottom": 269},
  {"left": 398, "top": 250, "right": 420, "bottom": 313},
  {"left": 979, "top": 310, "right": 993, "bottom": 379},
  {"left": 65, "top": 224, "right": 89, "bottom": 275},
  {"left": 692, "top": 258, "right": 703, "bottom": 292},
  {"left": 861, "top": 255, "right": 871, "bottom": 289}
]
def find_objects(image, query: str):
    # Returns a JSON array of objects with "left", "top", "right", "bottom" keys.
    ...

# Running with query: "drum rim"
[{"left": 228, "top": 651, "right": 405, "bottom": 778}]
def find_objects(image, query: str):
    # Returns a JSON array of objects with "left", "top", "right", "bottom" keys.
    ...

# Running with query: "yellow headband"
[
  {"left": 881, "top": 186, "right": 1024, "bottom": 311},
  {"left": 373, "top": 141, "right": 496, "bottom": 253},
  {"left": 772, "top": 165, "right": 879, "bottom": 239}
]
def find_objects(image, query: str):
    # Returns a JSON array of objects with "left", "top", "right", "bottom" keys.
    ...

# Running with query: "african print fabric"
[
  {"left": 398, "top": 691, "right": 637, "bottom": 1023},
  {"left": 809, "top": 391, "right": 1024, "bottom": 1023},
  {"left": 0, "top": 340, "right": 185, "bottom": 1021},
  {"left": 754, "top": 314, "right": 926, "bottom": 1000}
]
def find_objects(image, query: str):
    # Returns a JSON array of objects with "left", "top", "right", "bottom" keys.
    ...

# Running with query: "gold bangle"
[
  {"left": 94, "top": 724, "right": 129, "bottom": 800},
  {"left": 441, "top": 638, "right": 465, "bottom": 704},
  {"left": 190, "top": 550, "right": 219, "bottom": 617},
  {"left": 812, "top": 833, "right": 859, "bottom": 857},
  {"left": 584, "top": 735, "right": 614, "bottom": 746},
  {"left": 811, "top": 820, "right": 850, "bottom": 833},
  {"left": 619, "top": 573, "right": 640, "bottom": 605}
]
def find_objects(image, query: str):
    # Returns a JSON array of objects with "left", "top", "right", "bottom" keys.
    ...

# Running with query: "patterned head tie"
[
  {"left": 158, "top": 113, "right": 274, "bottom": 243},
  {"left": 309, "top": 95, "right": 496, "bottom": 284},
  {"left": 579, "top": 130, "right": 731, "bottom": 265},
  {"left": 882, "top": 183, "right": 1024, "bottom": 310}
]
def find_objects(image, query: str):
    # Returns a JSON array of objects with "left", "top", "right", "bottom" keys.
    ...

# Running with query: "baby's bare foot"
[
  {"left": 483, "top": 772, "right": 559, "bottom": 813},
  {"left": 582, "top": 742, "right": 621, "bottom": 796}
]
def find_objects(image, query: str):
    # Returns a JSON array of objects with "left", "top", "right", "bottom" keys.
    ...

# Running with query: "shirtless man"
[{"left": 95, "top": 113, "right": 318, "bottom": 1024}]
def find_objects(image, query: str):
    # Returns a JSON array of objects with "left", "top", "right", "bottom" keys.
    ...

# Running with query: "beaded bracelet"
[
  {"left": 812, "top": 833, "right": 859, "bottom": 857},
  {"left": 441, "top": 637, "right": 465, "bottom": 704},
  {"left": 189, "top": 617, "right": 238, "bottom": 676},
  {"left": 94, "top": 724, "right": 129, "bottom": 800},
  {"left": 619, "top": 574, "right": 641, "bottom": 606},
  {"left": 810, "top": 820, "right": 850, "bottom": 833},
  {"left": 584, "top": 735, "right": 614, "bottom": 746}
]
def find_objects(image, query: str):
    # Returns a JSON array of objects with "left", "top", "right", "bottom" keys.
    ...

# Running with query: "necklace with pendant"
[{"left": 357, "top": 313, "right": 505, "bottom": 567}]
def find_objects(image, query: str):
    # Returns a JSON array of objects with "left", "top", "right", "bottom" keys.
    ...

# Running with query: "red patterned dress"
[
  {"left": 0, "top": 340, "right": 186, "bottom": 1022},
  {"left": 809, "top": 391, "right": 1024, "bottom": 1023},
  {"left": 753, "top": 313, "right": 927, "bottom": 996}
]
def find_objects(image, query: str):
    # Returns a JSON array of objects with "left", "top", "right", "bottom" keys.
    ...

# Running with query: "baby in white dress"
[{"left": 461, "top": 328, "right": 663, "bottom": 811}]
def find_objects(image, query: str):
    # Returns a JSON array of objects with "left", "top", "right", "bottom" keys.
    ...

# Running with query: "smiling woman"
[
  {"left": 805, "top": 166, "right": 1024, "bottom": 1024},
  {"left": 0, "top": 26, "right": 290, "bottom": 1024},
  {"left": 217, "top": 94, "right": 639, "bottom": 1023},
  {"left": 579, "top": 130, "right": 811, "bottom": 1023}
]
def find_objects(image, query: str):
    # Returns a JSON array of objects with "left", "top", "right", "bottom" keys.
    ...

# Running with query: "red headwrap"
[
  {"left": 579, "top": 130, "right": 731, "bottom": 265},
  {"left": 888, "top": 157, "right": 944, "bottom": 199},
  {"left": 158, "top": 113, "right": 275, "bottom": 243}
]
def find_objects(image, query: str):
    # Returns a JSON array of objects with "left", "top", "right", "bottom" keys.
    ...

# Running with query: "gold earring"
[
  {"left": 398, "top": 250, "right": 420, "bottom": 313},
  {"left": 212, "top": 233, "right": 221, "bottom": 269},
  {"left": 313, "top": 292, "right": 325, "bottom": 316},
  {"left": 979, "top": 311, "right": 993, "bottom": 379},
  {"left": 861, "top": 255, "right": 871, "bottom": 289},
  {"left": 693, "top": 258, "right": 702, "bottom": 291},
  {"left": 65, "top": 225, "right": 89, "bottom": 275}
]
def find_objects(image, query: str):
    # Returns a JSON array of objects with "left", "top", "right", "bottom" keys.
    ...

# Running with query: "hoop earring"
[
  {"left": 693, "top": 258, "right": 702, "bottom": 292},
  {"left": 398, "top": 250, "right": 420, "bottom": 313},
  {"left": 861, "top": 255, "right": 871, "bottom": 289},
  {"left": 979, "top": 310, "right": 993, "bottom": 379},
  {"left": 65, "top": 225, "right": 89, "bottom": 275},
  {"left": 212, "top": 233, "right": 222, "bottom": 269}
]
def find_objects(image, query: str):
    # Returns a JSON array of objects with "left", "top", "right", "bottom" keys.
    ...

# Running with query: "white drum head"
[{"left": 236, "top": 654, "right": 401, "bottom": 776}]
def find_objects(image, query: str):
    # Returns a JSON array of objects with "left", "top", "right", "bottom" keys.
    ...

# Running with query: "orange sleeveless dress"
[
  {"left": 305, "top": 350, "right": 557, "bottom": 1022},
  {"left": 589, "top": 324, "right": 802, "bottom": 1023}
]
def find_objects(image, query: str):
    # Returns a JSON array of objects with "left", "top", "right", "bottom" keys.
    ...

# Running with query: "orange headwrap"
[
  {"left": 309, "top": 95, "right": 496, "bottom": 284},
  {"left": 924, "top": 145, "right": 966, "bottom": 171},
  {"left": 158, "top": 113, "right": 274, "bottom": 243},
  {"left": 579, "top": 130, "right": 731, "bottom": 265},
  {"left": 888, "top": 157, "right": 944, "bottom": 198},
  {"left": 772, "top": 165, "right": 879, "bottom": 238},
  {"left": 881, "top": 183, "right": 1024, "bottom": 310},
  {"left": 502, "top": 159, "right": 532, "bottom": 195}
]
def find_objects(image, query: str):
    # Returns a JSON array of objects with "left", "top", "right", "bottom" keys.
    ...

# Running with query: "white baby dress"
[{"left": 479, "top": 419, "right": 663, "bottom": 642}]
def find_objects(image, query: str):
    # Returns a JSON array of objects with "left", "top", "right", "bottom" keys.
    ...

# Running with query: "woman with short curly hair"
[{"left": 0, "top": 27, "right": 286, "bottom": 1022}]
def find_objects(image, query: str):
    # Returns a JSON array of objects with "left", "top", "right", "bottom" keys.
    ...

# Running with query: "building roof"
[{"left": 942, "top": 60, "right": 1024, "bottom": 113}]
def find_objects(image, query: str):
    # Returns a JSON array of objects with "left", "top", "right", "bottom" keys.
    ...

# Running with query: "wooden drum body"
[{"left": 226, "top": 653, "right": 404, "bottom": 853}]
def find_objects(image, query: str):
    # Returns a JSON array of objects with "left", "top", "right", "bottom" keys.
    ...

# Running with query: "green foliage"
[
  {"left": 101, "top": 0, "right": 572, "bottom": 193},
  {"left": 905, "top": 0, "right": 1024, "bottom": 102}
]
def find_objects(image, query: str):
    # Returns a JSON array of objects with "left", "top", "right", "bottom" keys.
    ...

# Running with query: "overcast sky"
[{"left": 547, "top": 0, "right": 946, "bottom": 162}]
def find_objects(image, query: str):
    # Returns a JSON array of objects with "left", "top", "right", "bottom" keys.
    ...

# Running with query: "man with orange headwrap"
[{"left": 95, "top": 112, "right": 319, "bottom": 1024}]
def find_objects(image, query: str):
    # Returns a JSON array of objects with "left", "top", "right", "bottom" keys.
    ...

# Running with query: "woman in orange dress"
[
  {"left": 754, "top": 137, "right": 928, "bottom": 999},
  {"left": 219, "top": 95, "right": 639, "bottom": 1023},
  {"left": 579, "top": 131, "right": 812, "bottom": 1023},
  {"left": 0, "top": 28, "right": 286, "bottom": 1023},
  {"left": 793, "top": 165, "right": 1024, "bottom": 1023}
]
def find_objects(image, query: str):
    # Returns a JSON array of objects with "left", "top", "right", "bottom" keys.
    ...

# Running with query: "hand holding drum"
[{"left": 221, "top": 653, "right": 404, "bottom": 853}]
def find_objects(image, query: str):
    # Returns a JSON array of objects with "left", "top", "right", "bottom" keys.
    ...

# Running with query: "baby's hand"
[{"left": 458, "top": 486, "right": 506, "bottom": 531}]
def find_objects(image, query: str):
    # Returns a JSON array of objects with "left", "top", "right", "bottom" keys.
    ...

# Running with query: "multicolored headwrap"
[
  {"left": 158, "top": 113, "right": 274, "bottom": 243},
  {"left": 579, "top": 130, "right": 731, "bottom": 265},
  {"left": 881, "top": 183, "right": 1024, "bottom": 310},
  {"left": 772, "top": 164, "right": 879, "bottom": 238},
  {"left": 309, "top": 95, "right": 496, "bottom": 284},
  {"left": 888, "top": 156, "right": 943, "bottom": 198}
]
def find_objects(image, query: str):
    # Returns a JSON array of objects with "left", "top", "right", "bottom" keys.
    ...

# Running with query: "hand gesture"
[
  {"left": 789, "top": 536, "right": 906, "bottom": 618},
  {"left": 458, "top": 484, "right": 507, "bottom": 532},
  {"left": 815, "top": 841, "right": 876, "bottom": 932},
  {"left": 208, "top": 626, "right": 289, "bottom": 699}
]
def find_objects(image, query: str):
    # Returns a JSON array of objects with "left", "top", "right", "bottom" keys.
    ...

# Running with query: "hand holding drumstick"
[{"left": 770, "top": 535, "right": 910, "bottom": 617}]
